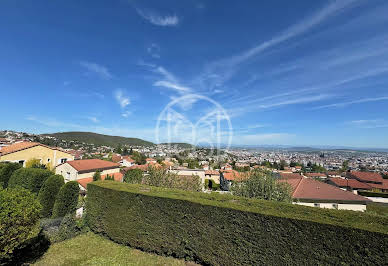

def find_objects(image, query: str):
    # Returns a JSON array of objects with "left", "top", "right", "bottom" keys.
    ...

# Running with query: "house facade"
[
  {"left": 279, "top": 176, "right": 371, "bottom": 212},
  {"left": 0, "top": 141, "right": 74, "bottom": 168},
  {"left": 55, "top": 159, "right": 121, "bottom": 182}
]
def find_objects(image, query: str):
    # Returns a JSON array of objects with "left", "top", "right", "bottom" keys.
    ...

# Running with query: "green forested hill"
[{"left": 45, "top": 132, "right": 154, "bottom": 147}]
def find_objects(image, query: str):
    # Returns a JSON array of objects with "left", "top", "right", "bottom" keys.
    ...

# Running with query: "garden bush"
[
  {"left": 8, "top": 168, "right": 52, "bottom": 194},
  {"left": 0, "top": 162, "right": 22, "bottom": 188},
  {"left": 86, "top": 181, "right": 388, "bottom": 265},
  {"left": 0, "top": 188, "right": 41, "bottom": 260},
  {"left": 123, "top": 168, "right": 143, "bottom": 184},
  {"left": 38, "top": 174, "right": 65, "bottom": 218},
  {"left": 52, "top": 181, "right": 79, "bottom": 219}
]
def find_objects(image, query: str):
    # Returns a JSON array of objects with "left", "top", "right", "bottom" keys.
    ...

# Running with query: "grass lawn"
[{"left": 33, "top": 232, "right": 195, "bottom": 266}]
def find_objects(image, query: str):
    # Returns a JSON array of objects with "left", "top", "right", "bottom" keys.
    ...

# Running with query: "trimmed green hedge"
[
  {"left": 359, "top": 191, "right": 388, "bottom": 198},
  {"left": 86, "top": 182, "right": 388, "bottom": 265},
  {"left": 8, "top": 168, "right": 52, "bottom": 194},
  {"left": 38, "top": 175, "right": 65, "bottom": 218},
  {"left": 0, "top": 162, "right": 22, "bottom": 188},
  {"left": 52, "top": 181, "right": 79, "bottom": 219}
]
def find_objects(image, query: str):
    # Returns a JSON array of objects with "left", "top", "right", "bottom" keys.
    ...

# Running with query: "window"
[
  {"left": 66, "top": 172, "right": 71, "bottom": 180},
  {"left": 314, "top": 203, "right": 320, "bottom": 208},
  {"left": 332, "top": 204, "right": 338, "bottom": 209},
  {"left": 61, "top": 158, "right": 67, "bottom": 164},
  {"left": 18, "top": 160, "right": 25, "bottom": 166},
  {"left": 47, "top": 158, "right": 51, "bottom": 162}
]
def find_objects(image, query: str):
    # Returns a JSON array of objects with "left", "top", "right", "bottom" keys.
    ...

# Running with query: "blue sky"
[{"left": 1, "top": 0, "right": 388, "bottom": 148}]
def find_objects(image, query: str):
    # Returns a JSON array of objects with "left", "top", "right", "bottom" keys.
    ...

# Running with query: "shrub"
[
  {"left": 144, "top": 167, "right": 202, "bottom": 191},
  {"left": 0, "top": 188, "right": 41, "bottom": 260},
  {"left": 8, "top": 168, "right": 52, "bottom": 194},
  {"left": 25, "top": 158, "right": 47, "bottom": 169},
  {"left": 211, "top": 183, "right": 220, "bottom": 191},
  {"left": 231, "top": 170, "right": 292, "bottom": 202},
  {"left": 204, "top": 179, "right": 210, "bottom": 189},
  {"left": 86, "top": 182, "right": 388, "bottom": 265},
  {"left": 55, "top": 214, "right": 83, "bottom": 242},
  {"left": 123, "top": 168, "right": 143, "bottom": 184},
  {"left": 93, "top": 170, "right": 101, "bottom": 181},
  {"left": 52, "top": 181, "right": 80, "bottom": 219},
  {"left": 38, "top": 175, "right": 65, "bottom": 218},
  {"left": 0, "top": 162, "right": 22, "bottom": 188}
]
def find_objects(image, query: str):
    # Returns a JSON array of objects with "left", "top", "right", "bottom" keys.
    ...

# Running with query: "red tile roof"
[
  {"left": 329, "top": 178, "right": 371, "bottom": 190},
  {"left": 279, "top": 177, "right": 370, "bottom": 203},
  {"left": 77, "top": 172, "right": 123, "bottom": 189},
  {"left": 348, "top": 171, "right": 383, "bottom": 183},
  {"left": 66, "top": 159, "right": 119, "bottom": 173},
  {"left": 279, "top": 173, "right": 303, "bottom": 179},
  {"left": 112, "top": 154, "right": 122, "bottom": 163},
  {"left": 221, "top": 170, "right": 242, "bottom": 181},
  {"left": 205, "top": 170, "right": 219, "bottom": 175},
  {"left": 304, "top": 173, "right": 326, "bottom": 178},
  {"left": 0, "top": 141, "right": 70, "bottom": 156}
]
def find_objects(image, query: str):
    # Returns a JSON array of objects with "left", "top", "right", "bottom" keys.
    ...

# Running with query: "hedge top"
[{"left": 90, "top": 181, "right": 388, "bottom": 234}]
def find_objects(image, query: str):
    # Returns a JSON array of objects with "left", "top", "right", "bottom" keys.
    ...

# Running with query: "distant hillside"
[
  {"left": 160, "top": 143, "right": 195, "bottom": 149},
  {"left": 45, "top": 132, "right": 154, "bottom": 147}
]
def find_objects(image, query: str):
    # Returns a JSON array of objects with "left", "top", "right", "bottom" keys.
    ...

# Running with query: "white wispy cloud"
[
  {"left": 26, "top": 116, "right": 83, "bottom": 129},
  {"left": 258, "top": 94, "right": 332, "bottom": 109},
  {"left": 121, "top": 111, "right": 132, "bottom": 118},
  {"left": 79, "top": 61, "right": 113, "bottom": 80},
  {"left": 147, "top": 43, "right": 161, "bottom": 58},
  {"left": 201, "top": 0, "right": 358, "bottom": 89},
  {"left": 347, "top": 119, "right": 388, "bottom": 128},
  {"left": 136, "top": 8, "right": 179, "bottom": 26},
  {"left": 114, "top": 89, "right": 130, "bottom": 108},
  {"left": 314, "top": 96, "right": 388, "bottom": 109},
  {"left": 154, "top": 80, "right": 191, "bottom": 93},
  {"left": 86, "top": 116, "right": 99, "bottom": 123},
  {"left": 154, "top": 66, "right": 178, "bottom": 83}
]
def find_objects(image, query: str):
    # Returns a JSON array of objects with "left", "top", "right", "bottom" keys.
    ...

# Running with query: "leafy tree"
[
  {"left": 122, "top": 147, "right": 129, "bottom": 156},
  {"left": 341, "top": 160, "right": 349, "bottom": 172},
  {"left": 115, "top": 144, "right": 122, "bottom": 155},
  {"left": 123, "top": 169, "right": 143, "bottom": 184},
  {"left": 8, "top": 168, "right": 52, "bottom": 194},
  {"left": 38, "top": 175, "right": 65, "bottom": 218},
  {"left": 93, "top": 170, "right": 101, "bottom": 181},
  {"left": 25, "top": 158, "right": 46, "bottom": 169},
  {"left": 279, "top": 160, "right": 287, "bottom": 170},
  {"left": 51, "top": 181, "right": 80, "bottom": 219},
  {"left": 0, "top": 188, "right": 41, "bottom": 259},
  {"left": 132, "top": 151, "right": 146, "bottom": 164},
  {"left": 129, "top": 148, "right": 133, "bottom": 155},
  {"left": 231, "top": 170, "right": 292, "bottom": 202},
  {"left": 144, "top": 166, "right": 202, "bottom": 191},
  {"left": 0, "top": 162, "right": 22, "bottom": 188}
]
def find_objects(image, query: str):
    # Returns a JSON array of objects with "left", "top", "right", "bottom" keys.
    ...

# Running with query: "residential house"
[
  {"left": 303, "top": 172, "right": 327, "bottom": 179},
  {"left": 146, "top": 158, "right": 157, "bottom": 164},
  {"left": 55, "top": 159, "right": 121, "bottom": 182},
  {"left": 327, "top": 171, "right": 342, "bottom": 178},
  {"left": 220, "top": 170, "right": 242, "bottom": 190},
  {"left": 347, "top": 171, "right": 388, "bottom": 192},
  {"left": 279, "top": 176, "right": 371, "bottom": 212},
  {"left": 205, "top": 170, "right": 220, "bottom": 184},
  {"left": 169, "top": 169, "right": 206, "bottom": 185},
  {"left": 0, "top": 141, "right": 74, "bottom": 167},
  {"left": 77, "top": 172, "right": 123, "bottom": 191},
  {"left": 328, "top": 178, "right": 371, "bottom": 194}
]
